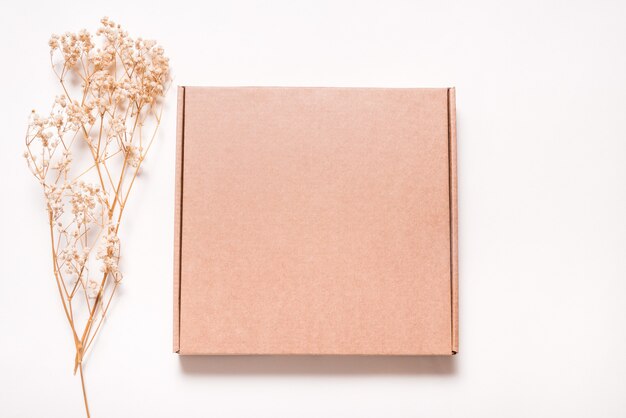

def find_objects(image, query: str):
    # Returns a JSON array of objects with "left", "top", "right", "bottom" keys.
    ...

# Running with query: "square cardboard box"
[{"left": 174, "top": 86, "right": 458, "bottom": 355}]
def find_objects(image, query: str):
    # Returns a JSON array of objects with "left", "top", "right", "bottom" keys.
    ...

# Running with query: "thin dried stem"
[{"left": 78, "top": 363, "right": 90, "bottom": 418}]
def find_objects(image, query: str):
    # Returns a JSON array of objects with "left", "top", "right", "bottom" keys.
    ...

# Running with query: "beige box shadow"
[{"left": 179, "top": 355, "right": 457, "bottom": 376}]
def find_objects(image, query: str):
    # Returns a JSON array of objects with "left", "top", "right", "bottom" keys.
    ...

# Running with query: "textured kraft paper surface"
[{"left": 174, "top": 86, "right": 458, "bottom": 355}]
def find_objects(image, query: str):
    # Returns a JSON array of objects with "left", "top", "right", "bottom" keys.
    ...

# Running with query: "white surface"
[{"left": 1, "top": 1, "right": 626, "bottom": 417}]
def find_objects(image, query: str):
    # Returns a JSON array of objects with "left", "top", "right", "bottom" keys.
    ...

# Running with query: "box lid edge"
[
  {"left": 447, "top": 87, "right": 459, "bottom": 354},
  {"left": 173, "top": 86, "right": 185, "bottom": 353}
]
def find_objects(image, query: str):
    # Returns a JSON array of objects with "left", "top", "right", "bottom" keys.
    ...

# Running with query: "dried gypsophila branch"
[{"left": 24, "top": 17, "right": 170, "bottom": 417}]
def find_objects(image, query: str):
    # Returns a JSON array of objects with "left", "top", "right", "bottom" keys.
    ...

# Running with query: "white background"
[{"left": 1, "top": 1, "right": 625, "bottom": 417}]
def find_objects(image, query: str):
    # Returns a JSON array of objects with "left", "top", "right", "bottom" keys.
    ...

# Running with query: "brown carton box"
[{"left": 174, "top": 87, "right": 458, "bottom": 355}]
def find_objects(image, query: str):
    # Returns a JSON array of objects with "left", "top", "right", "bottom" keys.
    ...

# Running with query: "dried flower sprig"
[{"left": 24, "top": 17, "right": 169, "bottom": 417}]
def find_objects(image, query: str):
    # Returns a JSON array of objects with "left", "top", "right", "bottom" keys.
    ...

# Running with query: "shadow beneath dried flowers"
[{"left": 179, "top": 354, "right": 457, "bottom": 376}]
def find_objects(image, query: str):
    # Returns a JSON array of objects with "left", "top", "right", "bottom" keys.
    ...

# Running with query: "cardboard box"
[{"left": 174, "top": 87, "right": 458, "bottom": 355}]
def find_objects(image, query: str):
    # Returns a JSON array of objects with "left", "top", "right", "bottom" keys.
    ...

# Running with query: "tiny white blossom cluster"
[
  {"left": 24, "top": 19, "right": 169, "bottom": 409},
  {"left": 97, "top": 222, "right": 121, "bottom": 281}
]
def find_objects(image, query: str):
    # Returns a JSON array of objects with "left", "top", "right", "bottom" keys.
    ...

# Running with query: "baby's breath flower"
[
  {"left": 124, "top": 143, "right": 142, "bottom": 167},
  {"left": 96, "top": 222, "right": 122, "bottom": 282},
  {"left": 87, "top": 279, "right": 100, "bottom": 298},
  {"left": 24, "top": 20, "right": 168, "bottom": 413}
]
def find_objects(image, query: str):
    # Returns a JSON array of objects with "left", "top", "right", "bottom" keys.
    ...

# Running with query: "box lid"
[{"left": 174, "top": 86, "right": 458, "bottom": 355}]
